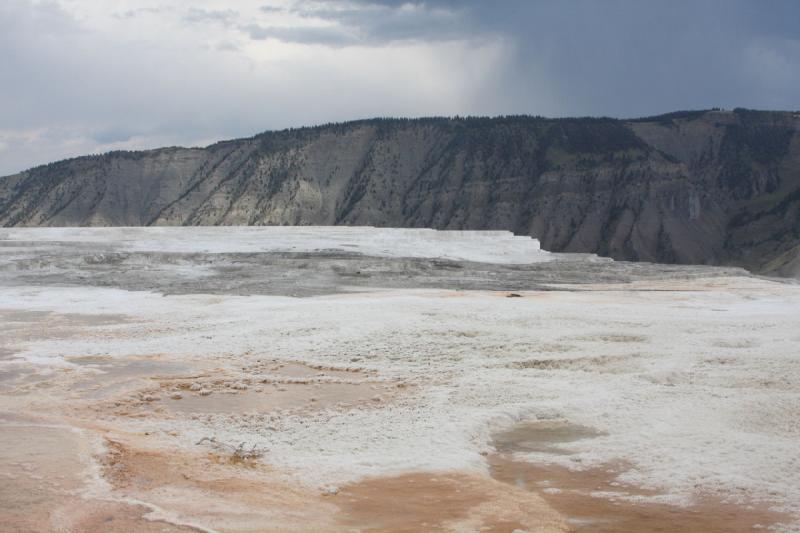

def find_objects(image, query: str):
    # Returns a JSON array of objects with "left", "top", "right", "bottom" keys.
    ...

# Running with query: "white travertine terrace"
[
  {"left": 1, "top": 227, "right": 798, "bottom": 531},
  {"left": 0, "top": 226, "right": 550, "bottom": 264}
]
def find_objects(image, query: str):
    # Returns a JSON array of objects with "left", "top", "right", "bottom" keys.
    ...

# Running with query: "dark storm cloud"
[
  {"left": 295, "top": 0, "right": 800, "bottom": 116},
  {"left": 476, "top": 0, "right": 800, "bottom": 117},
  {"left": 255, "top": 0, "right": 800, "bottom": 116}
]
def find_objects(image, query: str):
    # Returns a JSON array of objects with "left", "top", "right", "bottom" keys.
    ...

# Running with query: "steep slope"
[{"left": 1, "top": 110, "right": 799, "bottom": 274}]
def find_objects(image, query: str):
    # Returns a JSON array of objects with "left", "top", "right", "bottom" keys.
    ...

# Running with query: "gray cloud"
[
  {"left": 113, "top": 7, "right": 167, "bottom": 20},
  {"left": 286, "top": 1, "right": 473, "bottom": 44},
  {"left": 243, "top": 23, "right": 357, "bottom": 46},
  {"left": 183, "top": 8, "right": 238, "bottom": 25},
  {"left": 246, "top": 1, "right": 474, "bottom": 47}
]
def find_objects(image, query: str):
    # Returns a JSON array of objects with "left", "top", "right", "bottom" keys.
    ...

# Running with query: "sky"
[{"left": 1, "top": 0, "right": 799, "bottom": 175}]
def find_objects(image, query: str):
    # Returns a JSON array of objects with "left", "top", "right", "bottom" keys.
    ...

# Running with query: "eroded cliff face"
[{"left": 1, "top": 110, "right": 799, "bottom": 274}]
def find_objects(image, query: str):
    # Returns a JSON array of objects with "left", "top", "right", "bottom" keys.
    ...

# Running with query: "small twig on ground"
[{"left": 196, "top": 436, "right": 266, "bottom": 463}]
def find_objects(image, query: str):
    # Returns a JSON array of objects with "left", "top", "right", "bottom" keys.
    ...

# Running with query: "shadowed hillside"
[{"left": 2, "top": 109, "right": 799, "bottom": 275}]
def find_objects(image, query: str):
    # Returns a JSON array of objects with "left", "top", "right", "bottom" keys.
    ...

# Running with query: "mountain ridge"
[{"left": 2, "top": 109, "right": 799, "bottom": 275}]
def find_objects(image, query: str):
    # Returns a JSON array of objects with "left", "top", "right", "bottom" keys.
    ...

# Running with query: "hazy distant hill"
[{"left": 1, "top": 109, "right": 799, "bottom": 275}]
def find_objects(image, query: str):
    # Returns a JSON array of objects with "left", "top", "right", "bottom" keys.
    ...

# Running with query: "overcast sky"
[{"left": 2, "top": 0, "right": 799, "bottom": 175}]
